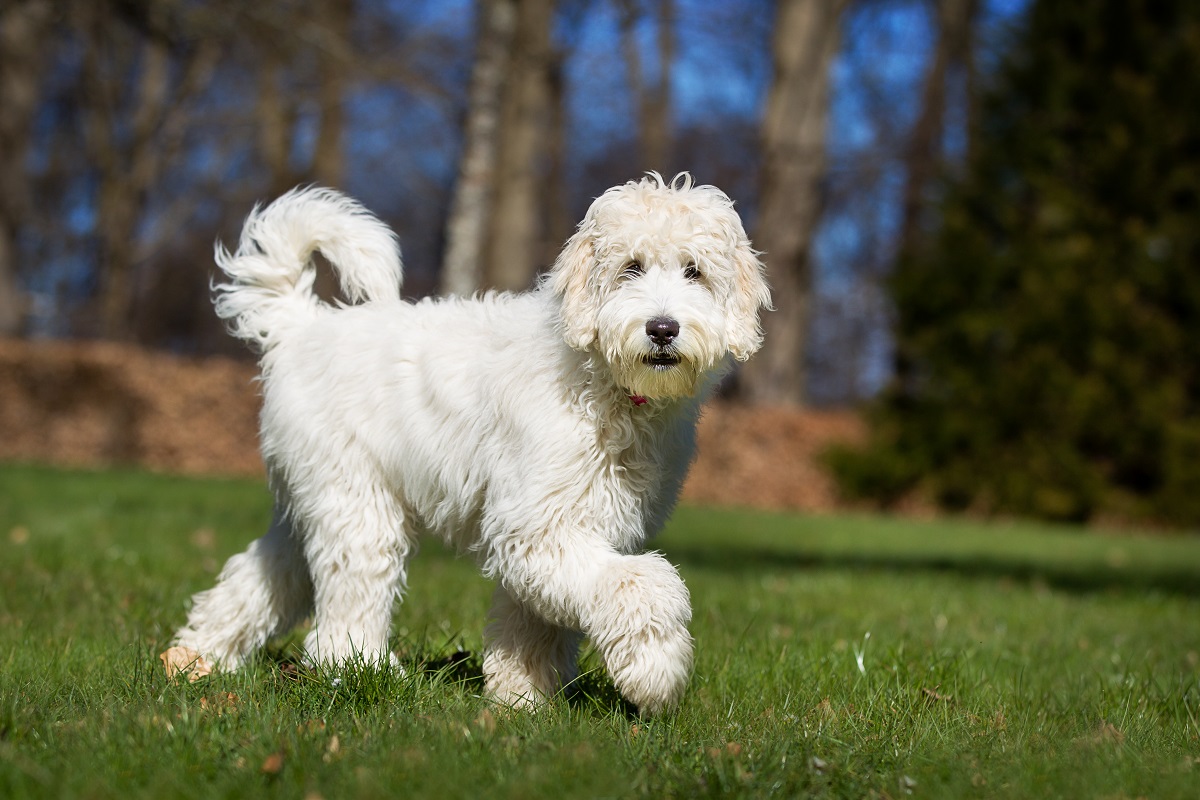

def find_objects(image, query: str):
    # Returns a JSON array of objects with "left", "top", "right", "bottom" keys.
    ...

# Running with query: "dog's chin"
[{"left": 613, "top": 353, "right": 704, "bottom": 400}]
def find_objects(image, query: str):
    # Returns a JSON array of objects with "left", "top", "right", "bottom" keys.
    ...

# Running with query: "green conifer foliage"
[{"left": 830, "top": 0, "right": 1200, "bottom": 523}]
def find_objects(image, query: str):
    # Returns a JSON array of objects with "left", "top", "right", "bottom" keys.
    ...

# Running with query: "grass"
[{"left": 1, "top": 463, "right": 1198, "bottom": 798}]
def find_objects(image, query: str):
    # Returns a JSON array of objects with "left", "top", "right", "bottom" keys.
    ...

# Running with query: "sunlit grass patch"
[{"left": 1, "top": 464, "right": 1198, "bottom": 798}]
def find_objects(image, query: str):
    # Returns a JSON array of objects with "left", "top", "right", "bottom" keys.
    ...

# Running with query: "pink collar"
[{"left": 628, "top": 394, "right": 648, "bottom": 406}]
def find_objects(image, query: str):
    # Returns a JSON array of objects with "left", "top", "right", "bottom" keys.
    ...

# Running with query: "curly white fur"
[{"left": 171, "top": 173, "right": 770, "bottom": 715}]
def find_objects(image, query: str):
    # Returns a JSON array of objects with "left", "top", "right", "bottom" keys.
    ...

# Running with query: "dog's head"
[{"left": 547, "top": 173, "right": 771, "bottom": 400}]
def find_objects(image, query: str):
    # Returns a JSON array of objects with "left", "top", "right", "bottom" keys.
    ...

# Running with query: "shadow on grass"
[
  {"left": 666, "top": 543, "right": 1200, "bottom": 598},
  {"left": 264, "top": 647, "right": 637, "bottom": 718},
  {"left": 419, "top": 651, "right": 638, "bottom": 718}
]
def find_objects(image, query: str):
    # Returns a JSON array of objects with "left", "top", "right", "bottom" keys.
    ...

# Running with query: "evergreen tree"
[{"left": 831, "top": 0, "right": 1200, "bottom": 524}]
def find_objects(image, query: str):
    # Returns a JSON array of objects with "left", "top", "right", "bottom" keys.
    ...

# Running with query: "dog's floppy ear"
[
  {"left": 724, "top": 240, "right": 772, "bottom": 361},
  {"left": 547, "top": 224, "right": 599, "bottom": 351}
]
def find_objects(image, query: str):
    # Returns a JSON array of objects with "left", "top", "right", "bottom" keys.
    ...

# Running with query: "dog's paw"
[{"left": 586, "top": 553, "right": 694, "bottom": 715}]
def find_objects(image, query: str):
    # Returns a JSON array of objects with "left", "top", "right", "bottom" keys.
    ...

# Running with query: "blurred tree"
[
  {"left": 485, "top": 0, "right": 556, "bottom": 290},
  {"left": 619, "top": 0, "right": 674, "bottom": 171},
  {"left": 441, "top": 0, "right": 518, "bottom": 296},
  {"left": 2, "top": 0, "right": 997, "bottom": 416},
  {"left": 830, "top": 0, "right": 1200, "bottom": 524},
  {"left": 257, "top": 0, "right": 354, "bottom": 196},
  {"left": 71, "top": 0, "right": 222, "bottom": 340},
  {"left": 896, "top": 0, "right": 978, "bottom": 260},
  {"left": 0, "top": 0, "right": 52, "bottom": 336},
  {"left": 444, "top": 0, "right": 561, "bottom": 295},
  {"left": 738, "top": 0, "right": 847, "bottom": 406}
]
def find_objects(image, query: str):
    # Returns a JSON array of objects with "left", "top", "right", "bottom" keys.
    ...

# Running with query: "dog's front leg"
[
  {"left": 582, "top": 551, "right": 694, "bottom": 715},
  {"left": 492, "top": 545, "right": 693, "bottom": 715}
]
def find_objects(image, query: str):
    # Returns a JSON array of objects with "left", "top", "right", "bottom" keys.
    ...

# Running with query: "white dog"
[{"left": 166, "top": 173, "right": 770, "bottom": 714}]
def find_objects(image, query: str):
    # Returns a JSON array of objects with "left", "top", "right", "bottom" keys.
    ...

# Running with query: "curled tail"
[{"left": 213, "top": 186, "right": 402, "bottom": 352}]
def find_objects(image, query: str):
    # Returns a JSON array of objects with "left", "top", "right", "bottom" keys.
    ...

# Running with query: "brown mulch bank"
[
  {"left": 0, "top": 338, "right": 262, "bottom": 477},
  {"left": 0, "top": 338, "right": 863, "bottom": 513},
  {"left": 684, "top": 403, "right": 864, "bottom": 511}
]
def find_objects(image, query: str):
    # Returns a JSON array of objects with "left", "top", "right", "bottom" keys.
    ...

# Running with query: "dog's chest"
[{"left": 586, "top": 409, "right": 684, "bottom": 551}]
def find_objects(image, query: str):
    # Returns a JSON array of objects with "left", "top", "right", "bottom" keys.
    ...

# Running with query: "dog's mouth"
[{"left": 643, "top": 352, "right": 682, "bottom": 371}]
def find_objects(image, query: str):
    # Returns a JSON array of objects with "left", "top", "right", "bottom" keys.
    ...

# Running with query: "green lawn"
[{"left": 1, "top": 464, "right": 1198, "bottom": 798}]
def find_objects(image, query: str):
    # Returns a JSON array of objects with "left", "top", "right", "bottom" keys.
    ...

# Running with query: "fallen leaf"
[
  {"left": 199, "top": 692, "right": 238, "bottom": 715},
  {"left": 159, "top": 646, "right": 213, "bottom": 682},
  {"left": 921, "top": 686, "right": 953, "bottom": 703},
  {"left": 261, "top": 751, "right": 284, "bottom": 775},
  {"left": 1094, "top": 720, "right": 1125, "bottom": 745},
  {"left": 189, "top": 528, "right": 216, "bottom": 549},
  {"left": 814, "top": 697, "right": 835, "bottom": 720}
]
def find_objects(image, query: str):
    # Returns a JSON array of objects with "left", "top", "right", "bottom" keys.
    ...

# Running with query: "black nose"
[{"left": 646, "top": 317, "right": 680, "bottom": 347}]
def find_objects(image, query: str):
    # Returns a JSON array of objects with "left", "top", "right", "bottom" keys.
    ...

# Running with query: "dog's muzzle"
[{"left": 643, "top": 317, "right": 682, "bottom": 370}]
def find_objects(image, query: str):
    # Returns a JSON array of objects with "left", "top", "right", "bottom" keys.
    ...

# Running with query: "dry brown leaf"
[
  {"left": 261, "top": 751, "right": 284, "bottom": 775},
  {"left": 199, "top": 692, "right": 238, "bottom": 715},
  {"left": 189, "top": 528, "right": 216, "bottom": 549},
  {"left": 813, "top": 697, "right": 836, "bottom": 720},
  {"left": 1094, "top": 720, "right": 1126, "bottom": 745},
  {"left": 921, "top": 686, "right": 954, "bottom": 703},
  {"left": 159, "top": 646, "right": 214, "bottom": 682}
]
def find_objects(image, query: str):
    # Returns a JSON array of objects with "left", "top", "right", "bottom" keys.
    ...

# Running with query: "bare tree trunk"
[
  {"left": 0, "top": 0, "right": 52, "bottom": 336},
  {"left": 442, "top": 0, "right": 518, "bottom": 296},
  {"left": 896, "top": 0, "right": 978, "bottom": 259},
  {"left": 312, "top": 1, "right": 352, "bottom": 187},
  {"left": 259, "top": 51, "right": 297, "bottom": 197},
  {"left": 484, "top": 0, "right": 554, "bottom": 291},
  {"left": 738, "top": 0, "right": 845, "bottom": 407},
  {"left": 83, "top": 14, "right": 165, "bottom": 340},
  {"left": 645, "top": 0, "right": 673, "bottom": 170},
  {"left": 78, "top": 3, "right": 219, "bottom": 340},
  {"left": 543, "top": 46, "right": 571, "bottom": 268},
  {"left": 618, "top": 0, "right": 647, "bottom": 167},
  {"left": 618, "top": 0, "right": 673, "bottom": 171}
]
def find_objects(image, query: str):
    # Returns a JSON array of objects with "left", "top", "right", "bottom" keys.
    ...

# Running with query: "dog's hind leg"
[
  {"left": 173, "top": 511, "right": 313, "bottom": 670},
  {"left": 296, "top": 481, "right": 411, "bottom": 669},
  {"left": 482, "top": 585, "right": 582, "bottom": 709}
]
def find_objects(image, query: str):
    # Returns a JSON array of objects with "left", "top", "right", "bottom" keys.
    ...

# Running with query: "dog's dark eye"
[
  {"left": 684, "top": 263, "right": 702, "bottom": 282},
  {"left": 622, "top": 261, "right": 644, "bottom": 277}
]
